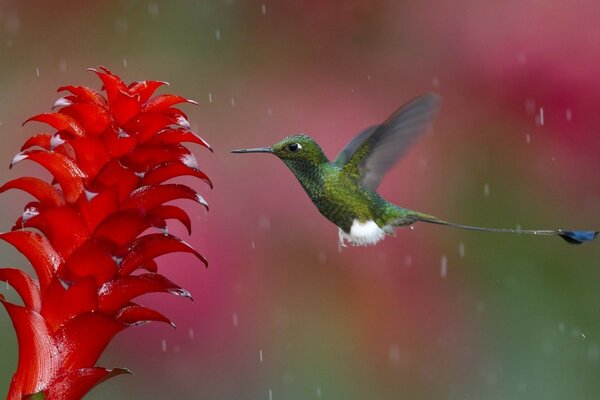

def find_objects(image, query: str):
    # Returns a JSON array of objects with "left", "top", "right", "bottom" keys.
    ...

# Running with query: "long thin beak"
[{"left": 230, "top": 147, "right": 273, "bottom": 154}]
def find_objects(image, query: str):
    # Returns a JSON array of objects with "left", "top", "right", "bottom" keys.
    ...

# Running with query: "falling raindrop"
[
  {"left": 261, "top": 3, "right": 267, "bottom": 15},
  {"left": 367, "top": 75, "right": 372, "bottom": 80},
  {"left": 36, "top": 68, "right": 40, "bottom": 77},
  {"left": 148, "top": 1, "right": 159, "bottom": 17},
  {"left": 565, "top": 108, "right": 572, "bottom": 121},
  {"left": 188, "top": 328, "right": 194, "bottom": 339},
  {"left": 432, "top": 76, "right": 440, "bottom": 88},
  {"left": 525, "top": 133, "right": 531, "bottom": 144},
  {"left": 483, "top": 183, "right": 490, "bottom": 197},
  {"left": 317, "top": 252, "right": 327, "bottom": 264},
  {"left": 282, "top": 371, "right": 295, "bottom": 384},
  {"left": 316, "top": 387, "right": 322, "bottom": 398},
  {"left": 259, "top": 349, "right": 264, "bottom": 362},
  {"left": 268, "top": 389, "right": 272, "bottom": 400},
  {"left": 232, "top": 313, "right": 238, "bottom": 326},
  {"left": 4, "top": 13, "right": 20, "bottom": 35},
  {"left": 267, "top": 107, "right": 273, "bottom": 116},
  {"left": 476, "top": 301, "right": 486, "bottom": 313},
  {"left": 114, "top": 16, "right": 128, "bottom": 34},
  {"left": 404, "top": 254, "right": 412, "bottom": 267},
  {"left": 251, "top": 241, "right": 255, "bottom": 249},
  {"left": 388, "top": 344, "right": 401, "bottom": 363},
  {"left": 258, "top": 215, "right": 271, "bottom": 230},
  {"left": 230, "top": 97, "right": 236, "bottom": 106},
  {"left": 123, "top": 58, "right": 128, "bottom": 67},
  {"left": 215, "top": 29, "right": 221, "bottom": 40},
  {"left": 524, "top": 99, "right": 536, "bottom": 114},
  {"left": 458, "top": 242, "right": 465, "bottom": 258},
  {"left": 558, "top": 322, "right": 565, "bottom": 333},
  {"left": 440, "top": 255, "right": 448, "bottom": 278},
  {"left": 59, "top": 60, "right": 67, "bottom": 73},
  {"left": 536, "top": 107, "right": 544, "bottom": 126},
  {"left": 587, "top": 343, "right": 599, "bottom": 362},
  {"left": 208, "top": 92, "right": 213, "bottom": 103},
  {"left": 161, "top": 339, "right": 167, "bottom": 352}
]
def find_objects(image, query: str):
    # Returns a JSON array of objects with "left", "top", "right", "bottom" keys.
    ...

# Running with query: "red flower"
[{"left": 0, "top": 67, "right": 211, "bottom": 399}]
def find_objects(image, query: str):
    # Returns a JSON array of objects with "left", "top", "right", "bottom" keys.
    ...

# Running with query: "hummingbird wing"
[{"left": 334, "top": 94, "right": 440, "bottom": 190}]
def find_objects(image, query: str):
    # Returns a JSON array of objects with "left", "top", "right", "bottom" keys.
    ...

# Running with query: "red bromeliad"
[{"left": 0, "top": 67, "right": 211, "bottom": 399}]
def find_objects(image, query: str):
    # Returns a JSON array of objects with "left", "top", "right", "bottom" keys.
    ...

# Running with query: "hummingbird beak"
[{"left": 230, "top": 147, "right": 273, "bottom": 154}]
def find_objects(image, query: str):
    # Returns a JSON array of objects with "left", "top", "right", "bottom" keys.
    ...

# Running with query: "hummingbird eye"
[{"left": 288, "top": 143, "right": 302, "bottom": 152}]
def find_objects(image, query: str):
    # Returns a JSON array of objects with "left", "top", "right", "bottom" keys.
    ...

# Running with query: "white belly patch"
[{"left": 338, "top": 219, "right": 392, "bottom": 247}]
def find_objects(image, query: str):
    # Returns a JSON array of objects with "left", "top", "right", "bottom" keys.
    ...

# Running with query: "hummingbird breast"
[{"left": 294, "top": 163, "right": 383, "bottom": 233}]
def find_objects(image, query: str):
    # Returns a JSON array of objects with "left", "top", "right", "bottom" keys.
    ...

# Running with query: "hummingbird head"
[{"left": 231, "top": 134, "right": 329, "bottom": 165}]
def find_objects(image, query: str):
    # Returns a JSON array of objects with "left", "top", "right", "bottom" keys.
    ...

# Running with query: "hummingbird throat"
[{"left": 338, "top": 219, "right": 394, "bottom": 247}]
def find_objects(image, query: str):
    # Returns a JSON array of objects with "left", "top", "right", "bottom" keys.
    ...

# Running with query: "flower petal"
[
  {"left": 54, "top": 312, "right": 125, "bottom": 370},
  {"left": 10, "top": 150, "right": 86, "bottom": 204},
  {"left": 41, "top": 277, "right": 98, "bottom": 331},
  {"left": 91, "top": 159, "right": 140, "bottom": 202},
  {"left": 128, "top": 80, "right": 168, "bottom": 103},
  {"left": 21, "top": 133, "right": 51, "bottom": 151},
  {"left": 116, "top": 304, "right": 175, "bottom": 327},
  {"left": 99, "top": 272, "right": 191, "bottom": 313},
  {"left": 149, "top": 205, "right": 192, "bottom": 235},
  {"left": 88, "top": 68, "right": 140, "bottom": 125},
  {"left": 59, "top": 103, "right": 110, "bottom": 137},
  {"left": 23, "top": 206, "right": 90, "bottom": 260},
  {"left": 142, "top": 94, "right": 197, "bottom": 113},
  {"left": 23, "top": 113, "right": 86, "bottom": 138},
  {"left": 76, "top": 186, "right": 119, "bottom": 232},
  {"left": 57, "top": 85, "right": 106, "bottom": 107},
  {"left": 0, "top": 177, "right": 65, "bottom": 207},
  {"left": 44, "top": 367, "right": 132, "bottom": 400},
  {"left": 0, "top": 231, "right": 61, "bottom": 293},
  {"left": 92, "top": 210, "right": 151, "bottom": 249},
  {"left": 148, "top": 127, "right": 212, "bottom": 152},
  {"left": 2, "top": 301, "right": 58, "bottom": 398},
  {"left": 63, "top": 239, "right": 118, "bottom": 285},
  {"left": 0, "top": 268, "right": 41, "bottom": 311},
  {"left": 122, "top": 183, "right": 208, "bottom": 212},
  {"left": 143, "top": 161, "right": 212, "bottom": 188},
  {"left": 118, "top": 233, "right": 207, "bottom": 276}
]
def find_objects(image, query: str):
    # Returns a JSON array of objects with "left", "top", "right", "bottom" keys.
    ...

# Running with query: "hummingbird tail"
[{"left": 413, "top": 213, "right": 599, "bottom": 245}]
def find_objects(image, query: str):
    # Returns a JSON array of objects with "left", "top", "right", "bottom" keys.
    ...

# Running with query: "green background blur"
[{"left": 0, "top": 1, "right": 599, "bottom": 399}]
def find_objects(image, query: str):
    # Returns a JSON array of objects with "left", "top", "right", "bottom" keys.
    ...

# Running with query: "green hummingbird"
[{"left": 231, "top": 94, "right": 598, "bottom": 246}]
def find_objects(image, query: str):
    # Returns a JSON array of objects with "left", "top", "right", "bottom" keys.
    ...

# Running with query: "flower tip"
[
  {"left": 50, "top": 133, "right": 65, "bottom": 150},
  {"left": 111, "top": 367, "right": 134, "bottom": 376},
  {"left": 10, "top": 152, "right": 28, "bottom": 168},
  {"left": 195, "top": 194, "right": 209, "bottom": 210},
  {"left": 169, "top": 287, "right": 193, "bottom": 301},
  {"left": 52, "top": 96, "right": 72, "bottom": 109},
  {"left": 175, "top": 116, "right": 191, "bottom": 129}
]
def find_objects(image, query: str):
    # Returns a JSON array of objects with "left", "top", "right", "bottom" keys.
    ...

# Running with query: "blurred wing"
[
  {"left": 335, "top": 94, "right": 440, "bottom": 190},
  {"left": 333, "top": 125, "right": 379, "bottom": 167}
]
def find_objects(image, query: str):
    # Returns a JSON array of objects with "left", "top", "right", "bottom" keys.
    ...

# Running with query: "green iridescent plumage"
[{"left": 232, "top": 94, "right": 598, "bottom": 246}]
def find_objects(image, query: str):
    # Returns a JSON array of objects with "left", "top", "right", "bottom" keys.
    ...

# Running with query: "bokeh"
[{"left": 0, "top": 1, "right": 599, "bottom": 399}]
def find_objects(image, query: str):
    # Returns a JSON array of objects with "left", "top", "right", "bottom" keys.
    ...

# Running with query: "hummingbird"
[{"left": 231, "top": 94, "right": 598, "bottom": 247}]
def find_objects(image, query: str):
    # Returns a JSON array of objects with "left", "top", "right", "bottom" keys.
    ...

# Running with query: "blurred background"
[{"left": 0, "top": 0, "right": 599, "bottom": 399}]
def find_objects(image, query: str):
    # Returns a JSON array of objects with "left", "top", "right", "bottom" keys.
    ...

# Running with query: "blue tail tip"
[{"left": 559, "top": 230, "right": 599, "bottom": 245}]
